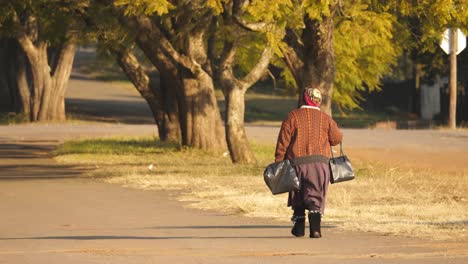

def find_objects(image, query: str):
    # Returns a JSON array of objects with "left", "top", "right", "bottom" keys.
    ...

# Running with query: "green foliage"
[
  {"left": 232, "top": 0, "right": 402, "bottom": 109},
  {"left": 280, "top": 66, "right": 298, "bottom": 92},
  {"left": 0, "top": 0, "right": 90, "bottom": 44},
  {"left": 302, "top": 0, "right": 332, "bottom": 20},
  {"left": 377, "top": 0, "right": 468, "bottom": 52},
  {"left": 206, "top": 0, "right": 223, "bottom": 15},
  {"left": 245, "top": 0, "right": 294, "bottom": 24},
  {"left": 235, "top": 34, "right": 267, "bottom": 76},
  {"left": 376, "top": 0, "right": 468, "bottom": 82},
  {"left": 244, "top": 0, "right": 298, "bottom": 55},
  {"left": 334, "top": 2, "right": 399, "bottom": 109},
  {"left": 114, "top": 0, "right": 173, "bottom": 16}
]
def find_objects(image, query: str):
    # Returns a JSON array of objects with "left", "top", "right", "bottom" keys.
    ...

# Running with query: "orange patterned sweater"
[{"left": 275, "top": 106, "right": 343, "bottom": 162}]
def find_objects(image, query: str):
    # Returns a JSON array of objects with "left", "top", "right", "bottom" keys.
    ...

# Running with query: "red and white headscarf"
[{"left": 303, "top": 87, "right": 322, "bottom": 107}]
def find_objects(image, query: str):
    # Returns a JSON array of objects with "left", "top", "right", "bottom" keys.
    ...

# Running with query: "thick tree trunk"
[
  {"left": 225, "top": 87, "right": 256, "bottom": 163},
  {"left": 158, "top": 72, "right": 183, "bottom": 143},
  {"left": 35, "top": 42, "right": 75, "bottom": 121},
  {"left": 135, "top": 37, "right": 183, "bottom": 143},
  {"left": 112, "top": 46, "right": 182, "bottom": 143},
  {"left": 181, "top": 71, "right": 226, "bottom": 151},
  {"left": 117, "top": 13, "right": 226, "bottom": 152},
  {"left": 181, "top": 32, "right": 226, "bottom": 151},
  {"left": 18, "top": 39, "right": 75, "bottom": 122},
  {"left": 11, "top": 12, "right": 75, "bottom": 122}
]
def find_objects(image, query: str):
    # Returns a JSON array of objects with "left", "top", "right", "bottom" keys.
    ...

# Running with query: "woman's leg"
[
  {"left": 308, "top": 211, "right": 322, "bottom": 238},
  {"left": 291, "top": 206, "right": 306, "bottom": 237},
  {"left": 299, "top": 163, "right": 329, "bottom": 238}
]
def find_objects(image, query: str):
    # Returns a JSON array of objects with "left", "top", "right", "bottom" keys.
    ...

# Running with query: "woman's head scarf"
[{"left": 303, "top": 87, "right": 322, "bottom": 107}]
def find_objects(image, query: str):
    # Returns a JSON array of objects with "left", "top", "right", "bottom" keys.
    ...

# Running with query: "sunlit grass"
[
  {"left": 55, "top": 137, "right": 179, "bottom": 155},
  {"left": 55, "top": 137, "right": 468, "bottom": 241}
]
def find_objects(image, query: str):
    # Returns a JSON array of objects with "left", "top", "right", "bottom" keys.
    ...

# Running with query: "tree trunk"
[
  {"left": 18, "top": 39, "right": 75, "bottom": 122},
  {"left": 225, "top": 86, "right": 256, "bottom": 163},
  {"left": 216, "top": 40, "right": 271, "bottom": 164},
  {"left": 48, "top": 40, "right": 75, "bottom": 121},
  {"left": 11, "top": 12, "right": 75, "bottom": 122},
  {"left": 16, "top": 49, "right": 31, "bottom": 115},
  {"left": 283, "top": 15, "right": 336, "bottom": 115},
  {"left": 302, "top": 16, "right": 335, "bottom": 115},
  {"left": 117, "top": 13, "right": 226, "bottom": 152},
  {"left": 30, "top": 43, "right": 49, "bottom": 121},
  {"left": 112, "top": 46, "right": 182, "bottom": 143},
  {"left": 135, "top": 37, "right": 183, "bottom": 143},
  {"left": 181, "top": 32, "right": 226, "bottom": 151},
  {"left": 37, "top": 42, "right": 75, "bottom": 121},
  {"left": 181, "top": 70, "right": 226, "bottom": 151},
  {"left": 158, "top": 72, "right": 183, "bottom": 143}
]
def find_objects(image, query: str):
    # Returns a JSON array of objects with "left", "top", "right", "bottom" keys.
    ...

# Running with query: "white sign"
[{"left": 440, "top": 28, "right": 466, "bottom": 55}]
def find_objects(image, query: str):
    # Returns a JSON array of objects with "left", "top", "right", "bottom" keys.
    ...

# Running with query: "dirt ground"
[{"left": 1, "top": 72, "right": 467, "bottom": 263}]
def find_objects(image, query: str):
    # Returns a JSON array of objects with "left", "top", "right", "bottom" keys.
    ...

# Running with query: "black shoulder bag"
[{"left": 329, "top": 142, "right": 355, "bottom": 184}]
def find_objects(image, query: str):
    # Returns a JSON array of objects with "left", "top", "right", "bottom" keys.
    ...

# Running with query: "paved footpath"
[{"left": 1, "top": 125, "right": 467, "bottom": 264}]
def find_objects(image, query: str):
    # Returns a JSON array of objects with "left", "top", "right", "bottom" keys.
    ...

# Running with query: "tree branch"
[
  {"left": 285, "top": 28, "right": 304, "bottom": 59},
  {"left": 11, "top": 11, "right": 38, "bottom": 62},
  {"left": 232, "top": 0, "right": 267, "bottom": 32},
  {"left": 51, "top": 35, "right": 76, "bottom": 87},
  {"left": 219, "top": 41, "right": 237, "bottom": 72},
  {"left": 112, "top": 45, "right": 151, "bottom": 95},
  {"left": 240, "top": 46, "right": 272, "bottom": 90},
  {"left": 280, "top": 45, "right": 304, "bottom": 86},
  {"left": 132, "top": 15, "right": 198, "bottom": 72},
  {"left": 233, "top": 16, "right": 267, "bottom": 32},
  {"left": 110, "top": 4, "right": 198, "bottom": 73},
  {"left": 207, "top": 17, "right": 218, "bottom": 76}
]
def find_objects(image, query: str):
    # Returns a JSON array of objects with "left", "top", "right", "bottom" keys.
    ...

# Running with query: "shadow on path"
[
  {"left": 66, "top": 98, "right": 154, "bottom": 125},
  {"left": 0, "top": 140, "right": 86, "bottom": 180}
]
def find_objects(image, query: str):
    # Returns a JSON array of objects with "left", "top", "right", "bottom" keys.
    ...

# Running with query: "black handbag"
[
  {"left": 329, "top": 142, "right": 355, "bottom": 184},
  {"left": 263, "top": 159, "right": 300, "bottom": 195}
]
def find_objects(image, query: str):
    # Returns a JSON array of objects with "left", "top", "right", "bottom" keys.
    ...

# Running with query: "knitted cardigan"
[{"left": 275, "top": 107, "right": 343, "bottom": 162}]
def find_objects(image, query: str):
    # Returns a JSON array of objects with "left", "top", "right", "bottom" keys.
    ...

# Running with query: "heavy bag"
[{"left": 263, "top": 159, "right": 300, "bottom": 195}]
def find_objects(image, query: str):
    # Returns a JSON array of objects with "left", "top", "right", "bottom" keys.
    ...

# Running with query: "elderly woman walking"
[{"left": 275, "top": 87, "right": 342, "bottom": 238}]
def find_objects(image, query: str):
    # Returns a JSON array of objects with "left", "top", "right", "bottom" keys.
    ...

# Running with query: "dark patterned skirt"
[{"left": 288, "top": 160, "right": 330, "bottom": 214}]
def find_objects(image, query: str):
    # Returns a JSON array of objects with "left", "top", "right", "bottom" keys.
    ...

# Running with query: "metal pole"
[{"left": 449, "top": 28, "right": 458, "bottom": 129}]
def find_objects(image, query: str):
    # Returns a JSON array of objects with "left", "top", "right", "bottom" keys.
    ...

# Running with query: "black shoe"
[
  {"left": 308, "top": 212, "right": 322, "bottom": 238},
  {"left": 291, "top": 216, "right": 306, "bottom": 237}
]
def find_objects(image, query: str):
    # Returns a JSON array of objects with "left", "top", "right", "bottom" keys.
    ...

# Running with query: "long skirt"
[{"left": 288, "top": 161, "right": 330, "bottom": 214}]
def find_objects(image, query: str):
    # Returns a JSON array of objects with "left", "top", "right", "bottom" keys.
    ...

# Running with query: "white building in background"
[{"left": 420, "top": 76, "right": 447, "bottom": 120}]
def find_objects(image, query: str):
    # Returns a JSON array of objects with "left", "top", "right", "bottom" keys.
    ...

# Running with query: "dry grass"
[{"left": 55, "top": 137, "right": 468, "bottom": 241}]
